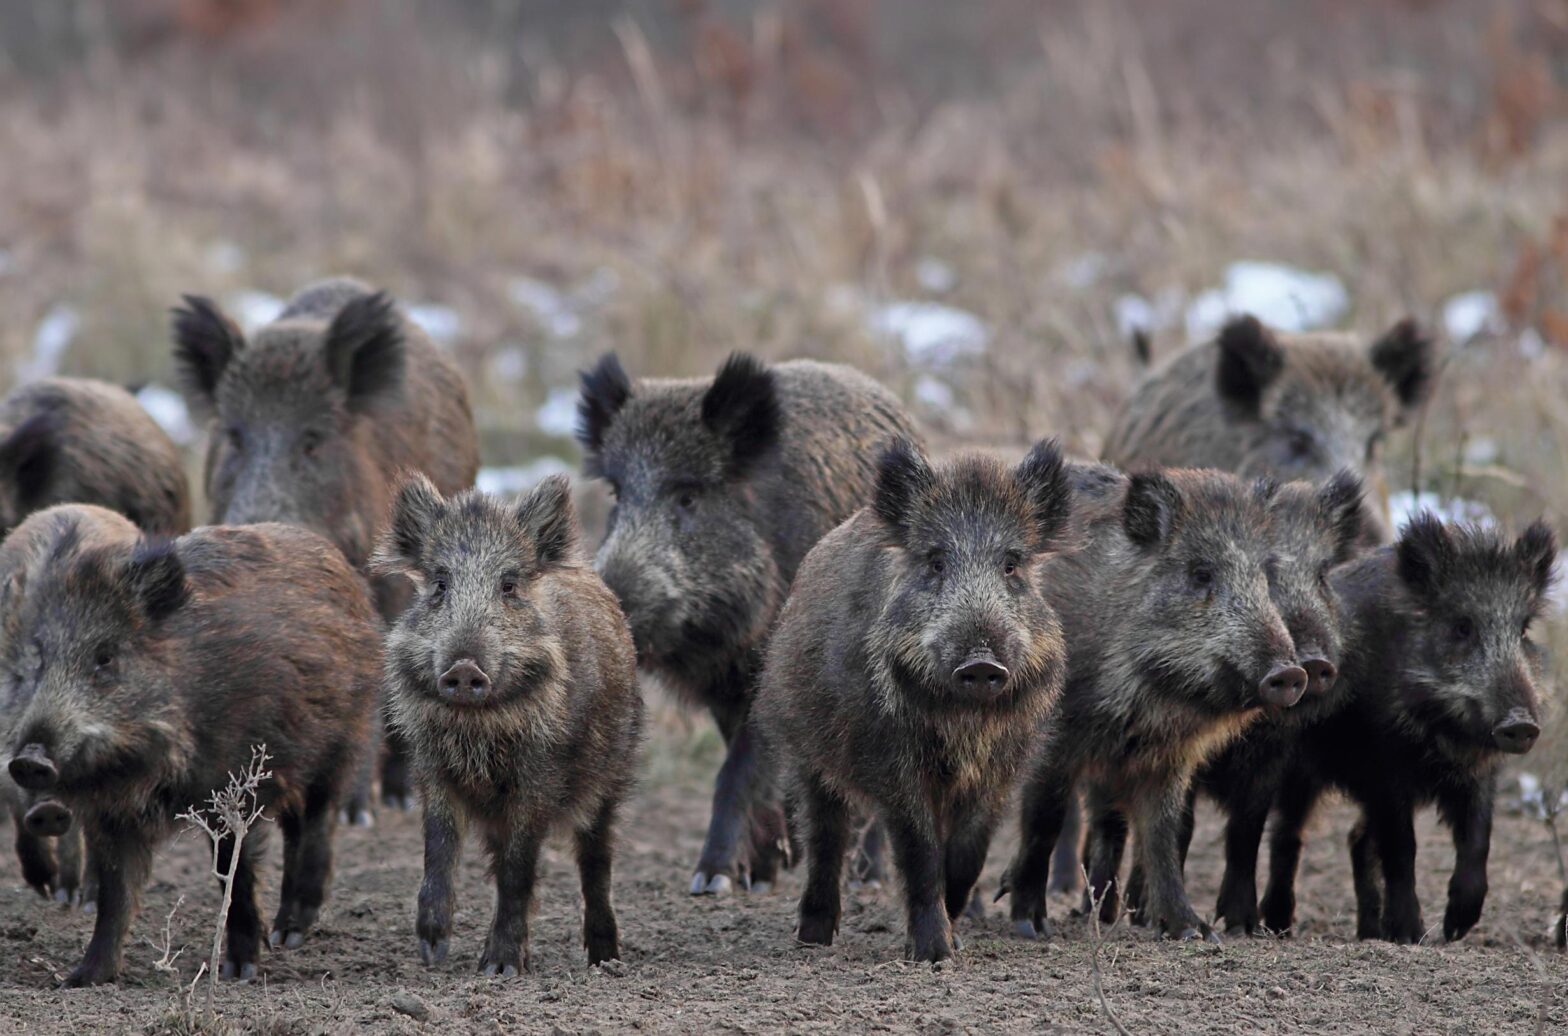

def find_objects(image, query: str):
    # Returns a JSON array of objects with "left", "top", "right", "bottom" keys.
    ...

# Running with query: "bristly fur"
[
  {"left": 874, "top": 437, "right": 937, "bottom": 542},
  {"left": 576, "top": 353, "right": 633, "bottom": 463},
  {"left": 170, "top": 295, "right": 245, "bottom": 408},
  {"left": 1014, "top": 439, "right": 1071, "bottom": 545},
  {"left": 1122, "top": 471, "right": 1183, "bottom": 547},
  {"left": 323, "top": 291, "right": 406, "bottom": 411},
  {"left": 1368, "top": 318, "right": 1435, "bottom": 412},
  {"left": 1215, "top": 315, "right": 1285, "bottom": 409},
  {"left": 514, "top": 474, "right": 579, "bottom": 568},
  {"left": 124, "top": 538, "right": 188, "bottom": 621},
  {"left": 377, "top": 472, "right": 444, "bottom": 577},
  {"left": 700, "top": 353, "right": 782, "bottom": 475}
]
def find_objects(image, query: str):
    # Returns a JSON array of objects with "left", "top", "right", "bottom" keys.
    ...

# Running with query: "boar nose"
[
  {"left": 8, "top": 743, "right": 57, "bottom": 792},
  {"left": 23, "top": 800, "right": 72, "bottom": 838},
  {"left": 1300, "top": 656, "right": 1337, "bottom": 694},
  {"left": 1259, "top": 665, "right": 1308, "bottom": 708},
  {"left": 953, "top": 653, "right": 1010, "bottom": 695},
  {"left": 1492, "top": 710, "right": 1540, "bottom": 754},
  {"left": 437, "top": 660, "right": 492, "bottom": 704}
]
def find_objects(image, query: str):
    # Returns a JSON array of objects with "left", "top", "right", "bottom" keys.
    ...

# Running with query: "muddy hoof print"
[
  {"left": 690, "top": 872, "right": 733, "bottom": 897},
  {"left": 219, "top": 958, "right": 258, "bottom": 982},
  {"left": 419, "top": 938, "right": 449, "bottom": 966},
  {"left": 268, "top": 929, "right": 306, "bottom": 950}
]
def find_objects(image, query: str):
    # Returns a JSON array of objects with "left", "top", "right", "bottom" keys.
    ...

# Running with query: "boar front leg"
[
  {"left": 1438, "top": 776, "right": 1493, "bottom": 942},
  {"left": 65, "top": 826, "right": 151, "bottom": 987},
  {"left": 1348, "top": 813, "right": 1383, "bottom": 939},
  {"left": 1082, "top": 785, "right": 1129, "bottom": 925},
  {"left": 415, "top": 790, "right": 466, "bottom": 966},
  {"left": 1134, "top": 780, "right": 1216, "bottom": 943},
  {"left": 1260, "top": 763, "right": 1321, "bottom": 934},
  {"left": 576, "top": 799, "right": 622, "bottom": 964},
  {"left": 1002, "top": 760, "right": 1072, "bottom": 939},
  {"left": 1367, "top": 799, "right": 1423, "bottom": 944},
  {"left": 886, "top": 810, "right": 953, "bottom": 962},
  {"left": 796, "top": 770, "right": 850, "bottom": 946},
  {"left": 691, "top": 696, "right": 763, "bottom": 896},
  {"left": 1215, "top": 778, "right": 1273, "bottom": 935},
  {"left": 943, "top": 807, "right": 997, "bottom": 926},
  {"left": 479, "top": 823, "right": 544, "bottom": 977}
]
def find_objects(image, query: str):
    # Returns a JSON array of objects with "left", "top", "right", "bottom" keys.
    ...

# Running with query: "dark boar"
[
  {"left": 2, "top": 514, "right": 381, "bottom": 986},
  {"left": 376, "top": 474, "right": 642, "bottom": 974},
  {"left": 755, "top": 439, "right": 1070, "bottom": 962},
  {"left": 172, "top": 278, "right": 480, "bottom": 811},
  {"left": 1260, "top": 514, "right": 1555, "bottom": 943},
  {"left": 577, "top": 352, "right": 918, "bottom": 894},
  {"left": 1000, "top": 466, "right": 1307, "bottom": 942},
  {"left": 1104, "top": 314, "right": 1433, "bottom": 544},
  {"left": 0, "top": 377, "right": 190, "bottom": 537},
  {"left": 0, "top": 505, "right": 139, "bottom": 906}
]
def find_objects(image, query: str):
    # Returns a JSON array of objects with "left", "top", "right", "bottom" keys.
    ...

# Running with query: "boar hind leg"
[
  {"left": 479, "top": 825, "right": 544, "bottom": 977},
  {"left": 691, "top": 700, "right": 763, "bottom": 896},
  {"left": 1347, "top": 814, "right": 1383, "bottom": 939},
  {"left": 1003, "top": 763, "right": 1072, "bottom": 939},
  {"left": 849, "top": 817, "right": 888, "bottom": 889},
  {"left": 887, "top": 812, "right": 953, "bottom": 963},
  {"left": 416, "top": 792, "right": 465, "bottom": 967},
  {"left": 1081, "top": 788, "right": 1128, "bottom": 925},
  {"left": 1048, "top": 784, "right": 1083, "bottom": 894},
  {"left": 1260, "top": 765, "right": 1320, "bottom": 935},
  {"left": 215, "top": 835, "right": 265, "bottom": 980},
  {"left": 1215, "top": 783, "right": 1272, "bottom": 936},
  {"left": 272, "top": 786, "right": 336, "bottom": 949},
  {"left": 66, "top": 829, "right": 151, "bottom": 987},
  {"left": 11, "top": 799, "right": 57, "bottom": 898},
  {"left": 943, "top": 813, "right": 996, "bottom": 926},
  {"left": 1368, "top": 802, "right": 1422, "bottom": 944},
  {"left": 575, "top": 801, "right": 621, "bottom": 965},
  {"left": 1135, "top": 783, "right": 1215, "bottom": 943},
  {"left": 1438, "top": 777, "right": 1492, "bottom": 943},
  {"left": 796, "top": 772, "right": 849, "bottom": 946}
]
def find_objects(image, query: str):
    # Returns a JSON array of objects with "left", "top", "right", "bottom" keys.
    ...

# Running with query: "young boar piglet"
[
  {"left": 578, "top": 352, "right": 917, "bottom": 895},
  {"left": 377, "top": 474, "right": 642, "bottom": 975},
  {"left": 3, "top": 512, "right": 380, "bottom": 986},
  {"left": 1001, "top": 466, "right": 1307, "bottom": 943},
  {"left": 1261, "top": 514, "right": 1555, "bottom": 943},
  {"left": 756, "top": 438, "right": 1070, "bottom": 963}
]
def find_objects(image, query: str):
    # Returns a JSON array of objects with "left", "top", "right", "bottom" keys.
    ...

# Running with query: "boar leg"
[
  {"left": 479, "top": 824, "right": 544, "bottom": 977},
  {"left": 1134, "top": 782, "right": 1216, "bottom": 943},
  {"left": 1081, "top": 787, "right": 1128, "bottom": 925},
  {"left": 66, "top": 828, "right": 151, "bottom": 987},
  {"left": 1003, "top": 762, "right": 1072, "bottom": 939},
  {"left": 1260, "top": 764, "right": 1320, "bottom": 934},
  {"left": 849, "top": 817, "right": 888, "bottom": 889},
  {"left": 1048, "top": 785, "right": 1083, "bottom": 894},
  {"left": 886, "top": 811, "right": 953, "bottom": 962},
  {"left": 943, "top": 810, "right": 996, "bottom": 924},
  {"left": 796, "top": 771, "right": 850, "bottom": 946},
  {"left": 1214, "top": 781, "right": 1273, "bottom": 936},
  {"left": 1367, "top": 801, "right": 1422, "bottom": 944},
  {"left": 10, "top": 792, "right": 57, "bottom": 898},
  {"left": 691, "top": 699, "right": 762, "bottom": 896},
  {"left": 1347, "top": 814, "right": 1383, "bottom": 939},
  {"left": 1437, "top": 777, "right": 1492, "bottom": 942},
  {"left": 416, "top": 792, "right": 466, "bottom": 966},
  {"left": 575, "top": 800, "right": 622, "bottom": 964},
  {"left": 272, "top": 786, "right": 335, "bottom": 949},
  {"left": 54, "top": 823, "right": 88, "bottom": 908},
  {"left": 1176, "top": 785, "right": 1197, "bottom": 870}
]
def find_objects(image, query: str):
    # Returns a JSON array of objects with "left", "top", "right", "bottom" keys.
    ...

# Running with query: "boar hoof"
[
  {"left": 750, "top": 879, "right": 773, "bottom": 895},
  {"left": 1011, "top": 918, "right": 1050, "bottom": 940},
  {"left": 797, "top": 913, "right": 837, "bottom": 946},
  {"left": 1174, "top": 924, "right": 1220, "bottom": 945},
  {"left": 479, "top": 958, "right": 522, "bottom": 979},
  {"left": 382, "top": 792, "right": 416, "bottom": 812},
  {"left": 690, "top": 871, "right": 733, "bottom": 896},
  {"left": 418, "top": 938, "right": 450, "bottom": 966},
  {"left": 340, "top": 806, "right": 375, "bottom": 829},
  {"left": 219, "top": 958, "right": 258, "bottom": 982},
  {"left": 63, "top": 962, "right": 116, "bottom": 988},
  {"left": 268, "top": 929, "right": 306, "bottom": 950},
  {"left": 963, "top": 891, "right": 986, "bottom": 921},
  {"left": 847, "top": 878, "right": 882, "bottom": 893}
]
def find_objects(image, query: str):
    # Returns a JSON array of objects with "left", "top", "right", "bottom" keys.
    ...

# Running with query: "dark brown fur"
[
  {"left": 376, "top": 475, "right": 642, "bottom": 974},
  {"left": 2, "top": 514, "right": 381, "bottom": 986}
]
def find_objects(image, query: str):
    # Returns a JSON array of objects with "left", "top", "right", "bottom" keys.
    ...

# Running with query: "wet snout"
[
  {"left": 437, "top": 659, "right": 492, "bottom": 705},
  {"left": 1258, "top": 664, "right": 1309, "bottom": 708},
  {"left": 23, "top": 800, "right": 71, "bottom": 838},
  {"left": 1299, "top": 654, "right": 1338, "bottom": 695},
  {"left": 952, "top": 650, "right": 1010, "bottom": 696},
  {"left": 8, "top": 743, "right": 57, "bottom": 792},
  {"left": 1492, "top": 708, "right": 1540, "bottom": 754}
]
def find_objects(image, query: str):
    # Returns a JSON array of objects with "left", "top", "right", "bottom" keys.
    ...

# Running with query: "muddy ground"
[{"left": 1, "top": 723, "right": 1564, "bottom": 1035}]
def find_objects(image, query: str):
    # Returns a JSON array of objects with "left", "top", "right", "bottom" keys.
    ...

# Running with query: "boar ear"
[
  {"left": 0, "top": 410, "right": 62, "bottom": 511},
  {"left": 515, "top": 474, "right": 578, "bottom": 568},
  {"left": 1215, "top": 315, "right": 1285, "bottom": 412},
  {"left": 576, "top": 353, "right": 632, "bottom": 462},
  {"left": 1123, "top": 471, "right": 1184, "bottom": 548},
  {"left": 874, "top": 437, "right": 936, "bottom": 542},
  {"left": 1396, "top": 512, "right": 1455, "bottom": 598},
  {"left": 171, "top": 295, "right": 244, "bottom": 409},
  {"left": 1515, "top": 520, "right": 1558, "bottom": 599},
  {"left": 1318, "top": 469, "right": 1366, "bottom": 562},
  {"left": 701, "top": 353, "right": 781, "bottom": 476},
  {"left": 1015, "top": 438, "right": 1071, "bottom": 547},
  {"left": 124, "top": 539, "right": 188, "bottom": 622},
  {"left": 1369, "top": 318, "right": 1434, "bottom": 415},
  {"left": 376, "top": 473, "right": 444, "bottom": 573},
  {"left": 324, "top": 292, "right": 406, "bottom": 412}
]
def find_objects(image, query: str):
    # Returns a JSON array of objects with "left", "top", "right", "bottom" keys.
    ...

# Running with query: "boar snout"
[
  {"left": 23, "top": 799, "right": 72, "bottom": 837},
  {"left": 952, "top": 651, "right": 1010, "bottom": 697},
  {"left": 1492, "top": 709, "right": 1540, "bottom": 755},
  {"left": 1258, "top": 664, "right": 1308, "bottom": 708},
  {"left": 8, "top": 743, "right": 57, "bottom": 792},
  {"left": 437, "top": 659, "right": 492, "bottom": 705},
  {"left": 1299, "top": 655, "right": 1338, "bottom": 695}
]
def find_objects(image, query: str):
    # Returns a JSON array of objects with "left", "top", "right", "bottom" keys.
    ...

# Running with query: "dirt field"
[{"left": 1, "top": 722, "right": 1563, "bottom": 1036}]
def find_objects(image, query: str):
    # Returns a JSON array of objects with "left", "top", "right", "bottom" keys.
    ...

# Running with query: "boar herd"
[{"left": 0, "top": 277, "right": 1559, "bottom": 986}]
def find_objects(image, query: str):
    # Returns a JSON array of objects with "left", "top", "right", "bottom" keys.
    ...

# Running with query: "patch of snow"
[
  {"left": 406, "top": 304, "right": 463, "bottom": 346},
  {"left": 1387, "top": 490, "right": 1495, "bottom": 532},
  {"left": 490, "top": 345, "right": 529, "bottom": 384},
  {"left": 1442, "top": 291, "right": 1501, "bottom": 344},
  {"left": 869, "top": 301, "right": 989, "bottom": 365},
  {"left": 1114, "top": 295, "right": 1155, "bottom": 340},
  {"left": 1185, "top": 261, "right": 1348, "bottom": 340},
  {"left": 915, "top": 257, "right": 958, "bottom": 294},
  {"left": 535, "top": 387, "right": 580, "bottom": 438},
  {"left": 476, "top": 457, "right": 574, "bottom": 497},
  {"left": 1516, "top": 773, "right": 1568, "bottom": 819},
  {"left": 1548, "top": 550, "right": 1568, "bottom": 614},
  {"left": 1519, "top": 328, "right": 1547, "bottom": 360},
  {"left": 1462, "top": 436, "right": 1498, "bottom": 466},
  {"left": 227, "top": 291, "right": 285, "bottom": 334},
  {"left": 19, "top": 304, "right": 79, "bottom": 381},
  {"left": 912, "top": 375, "right": 954, "bottom": 410},
  {"left": 205, "top": 241, "right": 245, "bottom": 275},
  {"left": 136, "top": 384, "right": 197, "bottom": 446},
  {"left": 509, "top": 278, "right": 582, "bottom": 339}
]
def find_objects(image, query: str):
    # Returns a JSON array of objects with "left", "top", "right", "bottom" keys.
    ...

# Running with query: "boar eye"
[
  {"left": 674, "top": 488, "right": 698, "bottom": 510},
  {"left": 1003, "top": 552, "right": 1022, "bottom": 577},
  {"left": 500, "top": 578, "right": 518, "bottom": 596},
  {"left": 1452, "top": 617, "right": 1475, "bottom": 642},
  {"left": 1287, "top": 430, "right": 1315, "bottom": 459},
  {"left": 1189, "top": 562, "right": 1215, "bottom": 589},
  {"left": 225, "top": 426, "right": 245, "bottom": 451},
  {"left": 431, "top": 577, "right": 448, "bottom": 601},
  {"left": 93, "top": 649, "right": 114, "bottom": 671},
  {"left": 300, "top": 430, "right": 324, "bottom": 458},
  {"left": 929, "top": 553, "right": 947, "bottom": 576}
]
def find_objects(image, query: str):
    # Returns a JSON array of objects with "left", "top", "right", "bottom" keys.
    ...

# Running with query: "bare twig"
[
  {"left": 1507, "top": 931, "right": 1551, "bottom": 1036},
  {"left": 1082, "top": 865, "right": 1133, "bottom": 1036},
  {"left": 145, "top": 894, "right": 187, "bottom": 974}
]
